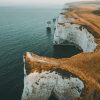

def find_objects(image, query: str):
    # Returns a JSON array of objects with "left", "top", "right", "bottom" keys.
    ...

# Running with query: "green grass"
[{"left": 93, "top": 10, "right": 100, "bottom": 15}]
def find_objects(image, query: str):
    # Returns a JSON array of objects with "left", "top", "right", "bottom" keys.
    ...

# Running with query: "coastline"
[{"left": 22, "top": 2, "right": 100, "bottom": 100}]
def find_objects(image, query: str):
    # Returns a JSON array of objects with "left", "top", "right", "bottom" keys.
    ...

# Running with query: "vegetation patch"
[{"left": 93, "top": 10, "right": 100, "bottom": 16}]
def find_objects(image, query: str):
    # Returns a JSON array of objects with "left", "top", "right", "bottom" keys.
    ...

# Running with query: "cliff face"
[
  {"left": 22, "top": 2, "right": 100, "bottom": 100},
  {"left": 22, "top": 50, "right": 100, "bottom": 100},
  {"left": 54, "top": 14, "right": 96, "bottom": 52},
  {"left": 22, "top": 53, "right": 84, "bottom": 100}
]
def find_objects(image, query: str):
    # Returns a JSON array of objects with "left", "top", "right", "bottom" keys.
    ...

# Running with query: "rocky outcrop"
[
  {"left": 22, "top": 52, "right": 84, "bottom": 100},
  {"left": 22, "top": 57, "right": 84, "bottom": 100},
  {"left": 21, "top": 50, "right": 100, "bottom": 100},
  {"left": 54, "top": 14, "right": 97, "bottom": 52}
]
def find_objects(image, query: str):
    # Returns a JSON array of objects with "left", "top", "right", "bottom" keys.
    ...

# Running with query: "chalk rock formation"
[
  {"left": 54, "top": 15, "right": 97, "bottom": 52},
  {"left": 21, "top": 50, "right": 100, "bottom": 100},
  {"left": 22, "top": 52, "right": 84, "bottom": 100}
]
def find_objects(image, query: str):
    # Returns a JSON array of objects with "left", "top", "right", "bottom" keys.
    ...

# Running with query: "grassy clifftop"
[{"left": 24, "top": 1, "right": 100, "bottom": 100}]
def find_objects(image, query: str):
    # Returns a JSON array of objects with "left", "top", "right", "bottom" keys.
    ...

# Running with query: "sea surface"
[{"left": 0, "top": 7, "right": 81, "bottom": 100}]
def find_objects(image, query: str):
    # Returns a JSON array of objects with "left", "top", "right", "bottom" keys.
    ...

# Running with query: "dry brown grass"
[
  {"left": 25, "top": 50, "right": 100, "bottom": 99},
  {"left": 66, "top": 4, "right": 100, "bottom": 39}
]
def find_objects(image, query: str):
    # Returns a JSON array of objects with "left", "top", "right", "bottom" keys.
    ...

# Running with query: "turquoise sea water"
[
  {"left": 0, "top": 7, "right": 60, "bottom": 100},
  {"left": 0, "top": 7, "right": 82, "bottom": 100}
]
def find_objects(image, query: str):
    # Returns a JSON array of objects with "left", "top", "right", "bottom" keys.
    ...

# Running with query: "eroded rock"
[
  {"left": 54, "top": 16, "right": 97, "bottom": 52},
  {"left": 22, "top": 71, "right": 84, "bottom": 100}
]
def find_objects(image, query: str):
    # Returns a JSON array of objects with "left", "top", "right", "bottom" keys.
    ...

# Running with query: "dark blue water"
[{"left": 0, "top": 7, "right": 82, "bottom": 100}]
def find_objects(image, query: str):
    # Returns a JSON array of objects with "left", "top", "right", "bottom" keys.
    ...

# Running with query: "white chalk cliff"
[
  {"left": 54, "top": 14, "right": 97, "bottom": 52},
  {"left": 21, "top": 53, "right": 84, "bottom": 100},
  {"left": 22, "top": 71, "right": 84, "bottom": 100}
]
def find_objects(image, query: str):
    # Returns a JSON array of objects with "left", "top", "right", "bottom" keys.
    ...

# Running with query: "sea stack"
[{"left": 46, "top": 21, "right": 51, "bottom": 32}]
